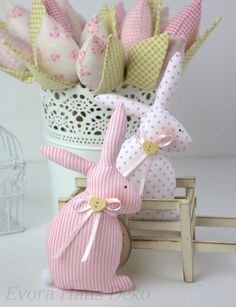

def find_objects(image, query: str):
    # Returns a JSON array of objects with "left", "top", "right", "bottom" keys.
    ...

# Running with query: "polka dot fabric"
[
  {"left": 96, "top": 52, "right": 192, "bottom": 219},
  {"left": 157, "top": 36, "right": 186, "bottom": 86},
  {"left": 120, "top": 0, "right": 152, "bottom": 60},
  {"left": 164, "top": 0, "right": 202, "bottom": 50},
  {"left": 131, "top": 209, "right": 180, "bottom": 221},
  {"left": 40, "top": 104, "right": 142, "bottom": 293}
]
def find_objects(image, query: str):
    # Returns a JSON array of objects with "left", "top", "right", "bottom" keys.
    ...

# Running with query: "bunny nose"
[
  {"left": 143, "top": 140, "right": 159, "bottom": 155},
  {"left": 89, "top": 197, "right": 107, "bottom": 212}
]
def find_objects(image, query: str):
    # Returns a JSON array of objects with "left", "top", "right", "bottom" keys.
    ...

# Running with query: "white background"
[{"left": 0, "top": 0, "right": 235, "bottom": 161}]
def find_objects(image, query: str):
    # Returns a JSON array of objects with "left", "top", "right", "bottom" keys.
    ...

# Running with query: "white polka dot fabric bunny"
[{"left": 96, "top": 52, "right": 192, "bottom": 202}]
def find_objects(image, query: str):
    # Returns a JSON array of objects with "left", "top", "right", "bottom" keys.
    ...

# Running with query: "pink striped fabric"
[
  {"left": 164, "top": 0, "right": 202, "bottom": 50},
  {"left": 41, "top": 104, "right": 142, "bottom": 293},
  {"left": 43, "top": 0, "right": 73, "bottom": 35}
]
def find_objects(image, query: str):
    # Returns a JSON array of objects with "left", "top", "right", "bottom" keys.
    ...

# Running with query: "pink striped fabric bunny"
[
  {"left": 41, "top": 104, "right": 141, "bottom": 293},
  {"left": 96, "top": 53, "right": 192, "bottom": 203}
]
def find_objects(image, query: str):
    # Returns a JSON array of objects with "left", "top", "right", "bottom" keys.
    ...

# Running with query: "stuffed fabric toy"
[
  {"left": 116, "top": 1, "right": 126, "bottom": 32},
  {"left": 120, "top": 0, "right": 152, "bottom": 60},
  {"left": 76, "top": 35, "right": 107, "bottom": 90},
  {"left": 164, "top": 0, "right": 202, "bottom": 50},
  {"left": 36, "top": 14, "right": 79, "bottom": 82},
  {"left": 43, "top": 0, "right": 73, "bottom": 35},
  {"left": 79, "top": 15, "right": 108, "bottom": 48},
  {"left": 96, "top": 52, "right": 192, "bottom": 201},
  {"left": 54, "top": 0, "right": 86, "bottom": 45},
  {"left": 157, "top": 35, "right": 186, "bottom": 86},
  {"left": 40, "top": 104, "right": 142, "bottom": 293},
  {"left": 160, "top": 7, "right": 170, "bottom": 33},
  {"left": 2, "top": 0, "right": 30, "bottom": 44},
  {"left": 0, "top": 30, "right": 32, "bottom": 71}
]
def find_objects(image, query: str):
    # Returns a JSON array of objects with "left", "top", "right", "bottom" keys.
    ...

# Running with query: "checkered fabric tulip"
[
  {"left": 164, "top": 0, "right": 202, "bottom": 50},
  {"left": 43, "top": 0, "right": 73, "bottom": 35},
  {"left": 120, "top": 0, "right": 152, "bottom": 60}
]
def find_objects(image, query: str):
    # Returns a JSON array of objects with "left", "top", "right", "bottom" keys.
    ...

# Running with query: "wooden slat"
[
  {"left": 131, "top": 229, "right": 181, "bottom": 241},
  {"left": 141, "top": 199, "right": 180, "bottom": 211},
  {"left": 176, "top": 177, "right": 196, "bottom": 188},
  {"left": 186, "top": 188, "right": 195, "bottom": 203},
  {"left": 194, "top": 241, "right": 236, "bottom": 253},
  {"left": 58, "top": 197, "right": 71, "bottom": 210},
  {"left": 180, "top": 203, "right": 194, "bottom": 282},
  {"left": 190, "top": 197, "right": 197, "bottom": 219},
  {"left": 75, "top": 177, "right": 196, "bottom": 190},
  {"left": 58, "top": 197, "right": 71, "bottom": 205},
  {"left": 191, "top": 214, "right": 197, "bottom": 239},
  {"left": 75, "top": 177, "right": 87, "bottom": 188},
  {"left": 128, "top": 220, "right": 181, "bottom": 232},
  {"left": 196, "top": 216, "right": 236, "bottom": 228},
  {"left": 132, "top": 240, "right": 181, "bottom": 251}
]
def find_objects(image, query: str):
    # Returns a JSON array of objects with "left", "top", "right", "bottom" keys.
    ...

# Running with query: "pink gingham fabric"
[
  {"left": 164, "top": 0, "right": 202, "bottom": 50},
  {"left": 43, "top": 0, "right": 72, "bottom": 35},
  {"left": 116, "top": 1, "right": 126, "bottom": 31},
  {"left": 0, "top": 30, "right": 32, "bottom": 71},
  {"left": 160, "top": 7, "right": 170, "bottom": 33},
  {"left": 41, "top": 104, "right": 142, "bottom": 293},
  {"left": 120, "top": 0, "right": 152, "bottom": 59},
  {"left": 2, "top": 0, "right": 30, "bottom": 43}
]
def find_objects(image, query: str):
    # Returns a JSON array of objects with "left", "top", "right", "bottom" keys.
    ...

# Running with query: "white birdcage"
[{"left": 0, "top": 126, "right": 25, "bottom": 235}]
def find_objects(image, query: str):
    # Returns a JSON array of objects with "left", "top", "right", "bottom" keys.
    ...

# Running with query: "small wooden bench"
[{"left": 58, "top": 177, "right": 236, "bottom": 283}]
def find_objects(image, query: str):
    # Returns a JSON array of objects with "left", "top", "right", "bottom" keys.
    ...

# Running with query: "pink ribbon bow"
[
  {"left": 54, "top": 197, "right": 121, "bottom": 262},
  {"left": 123, "top": 132, "right": 173, "bottom": 194}
]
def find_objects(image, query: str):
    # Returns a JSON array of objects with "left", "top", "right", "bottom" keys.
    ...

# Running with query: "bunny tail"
[{"left": 40, "top": 268, "right": 54, "bottom": 285}]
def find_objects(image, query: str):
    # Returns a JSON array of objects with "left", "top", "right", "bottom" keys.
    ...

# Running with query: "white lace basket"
[
  {"left": 41, "top": 84, "right": 156, "bottom": 211},
  {"left": 0, "top": 126, "right": 25, "bottom": 235}
]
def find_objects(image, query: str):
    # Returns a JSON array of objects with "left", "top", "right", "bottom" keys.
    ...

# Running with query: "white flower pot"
[{"left": 41, "top": 84, "right": 156, "bottom": 212}]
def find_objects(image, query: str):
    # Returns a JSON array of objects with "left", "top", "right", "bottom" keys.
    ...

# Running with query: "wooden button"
[
  {"left": 143, "top": 140, "right": 159, "bottom": 155},
  {"left": 89, "top": 197, "right": 107, "bottom": 212}
]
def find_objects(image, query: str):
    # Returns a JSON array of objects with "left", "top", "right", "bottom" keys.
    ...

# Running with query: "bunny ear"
[
  {"left": 157, "top": 134, "right": 174, "bottom": 148},
  {"left": 95, "top": 94, "right": 149, "bottom": 117},
  {"left": 99, "top": 103, "right": 127, "bottom": 166},
  {"left": 40, "top": 146, "right": 95, "bottom": 175},
  {"left": 154, "top": 52, "right": 183, "bottom": 110}
]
